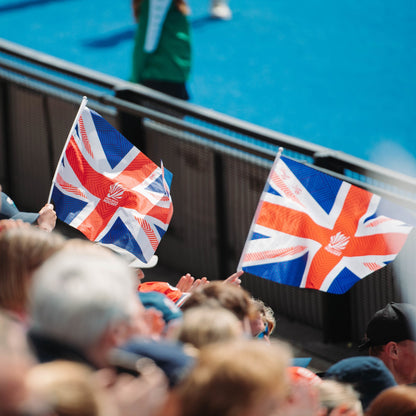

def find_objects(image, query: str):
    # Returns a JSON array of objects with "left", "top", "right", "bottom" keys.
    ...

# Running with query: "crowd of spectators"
[{"left": 1, "top": 189, "right": 416, "bottom": 416}]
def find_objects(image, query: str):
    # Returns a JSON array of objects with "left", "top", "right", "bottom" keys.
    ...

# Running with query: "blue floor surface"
[{"left": 0, "top": 0, "right": 415, "bottom": 175}]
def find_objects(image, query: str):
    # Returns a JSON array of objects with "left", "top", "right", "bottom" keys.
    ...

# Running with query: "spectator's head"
[
  {"left": 26, "top": 360, "right": 108, "bottom": 416},
  {"left": 365, "top": 385, "right": 416, "bottom": 416},
  {"left": 138, "top": 291, "right": 183, "bottom": 340},
  {"left": 177, "top": 306, "right": 243, "bottom": 350},
  {"left": 0, "top": 312, "right": 36, "bottom": 415},
  {"left": 249, "top": 298, "right": 276, "bottom": 341},
  {"left": 172, "top": 339, "right": 292, "bottom": 416},
  {"left": 181, "top": 281, "right": 256, "bottom": 335},
  {"left": 359, "top": 302, "right": 416, "bottom": 384},
  {"left": 324, "top": 356, "right": 397, "bottom": 411},
  {"left": 29, "top": 247, "right": 148, "bottom": 368},
  {"left": 0, "top": 226, "right": 65, "bottom": 319},
  {"left": 318, "top": 380, "right": 363, "bottom": 416}
]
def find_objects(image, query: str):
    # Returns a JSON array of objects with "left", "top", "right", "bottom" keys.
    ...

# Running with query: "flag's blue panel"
[
  {"left": 100, "top": 217, "right": 147, "bottom": 262},
  {"left": 154, "top": 224, "right": 166, "bottom": 239},
  {"left": 328, "top": 267, "right": 361, "bottom": 294},
  {"left": 283, "top": 156, "right": 343, "bottom": 214},
  {"left": 266, "top": 184, "right": 281, "bottom": 196},
  {"left": 164, "top": 166, "right": 173, "bottom": 189},
  {"left": 243, "top": 253, "right": 308, "bottom": 287},
  {"left": 91, "top": 110, "right": 134, "bottom": 169},
  {"left": 145, "top": 173, "right": 165, "bottom": 193},
  {"left": 52, "top": 188, "right": 88, "bottom": 224},
  {"left": 251, "top": 232, "right": 270, "bottom": 240}
]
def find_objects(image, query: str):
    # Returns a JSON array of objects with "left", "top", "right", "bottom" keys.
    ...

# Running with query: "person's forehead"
[{"left": 399, "top": 339, "right": 416, "bottom": 352}]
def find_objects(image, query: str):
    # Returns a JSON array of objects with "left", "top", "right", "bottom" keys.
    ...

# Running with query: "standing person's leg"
[{"left": 210, "top": 0, "right": 232, "bottom": 20}]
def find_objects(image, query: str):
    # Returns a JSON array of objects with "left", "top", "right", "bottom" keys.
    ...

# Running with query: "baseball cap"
[
  {"left": 0, "top": 192, "right": 39, "bottom": 223},
  {"left": 138, "top": 291, "right": 183, "bottom": 323},
  {"left": 324, "top": 356, "right": 396, "bottom": 410},
  {"left": 358, "top": 302, "right": 416, "bottom": 350}
]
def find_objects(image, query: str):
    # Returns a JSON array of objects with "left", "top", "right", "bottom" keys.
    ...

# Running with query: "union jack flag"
[
  {"left": 49, "top": 98, "right": 173, "bottom": 265},
  {"left": 238, "top": 153, "right": 414, "bottom": 294}
]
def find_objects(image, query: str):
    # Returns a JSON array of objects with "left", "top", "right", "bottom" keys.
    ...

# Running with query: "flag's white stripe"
[
  {"left": 319, "top": 254, "right": 397, "bottom": 291},
  {"left": 104, "top": 147, "right": 142, "bottom": 179},
  {"left": 74, "top": 109, "right": 112, "bottom": 172},
  {"left": 355, "top": 194, "right": 413, "bottom": 236},
  {"left": 48, "top": 97, "right": 88, "bottom": 204},
  {"left": 94, "top": 209, "right": 160, "bottom": 262},
  {"left": 69, "top": 200, "right": 100, "bottom": 229},
  {"left": 265, "top": 159, "right": 351, "bottom": 229},
  {"left": 242, "top": 227, "right": 320, "bottom": 267},
  {"left": 122, "top": 206, "right": 170, "bottom": 230}
]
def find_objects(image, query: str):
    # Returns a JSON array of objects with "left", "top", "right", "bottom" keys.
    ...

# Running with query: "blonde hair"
[
  {"left": 174, "top": 339, "right": 292, "bottom": 416},
  {"left": 177, "top": 306, "right": 242, "bottom": 349},
  {"left": 318, "top": 380, "right": 363, "bottom": 415},
  {"left": 251, "top": 298, "right": 276, "bottom": 335},
  {"left": 26, "top": 360, "right": 108, "bottom": 416},
  {"left": 0, "top": 227, "right": 65, "bottom": 312}
]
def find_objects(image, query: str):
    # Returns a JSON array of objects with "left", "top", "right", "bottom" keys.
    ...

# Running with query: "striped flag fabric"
[
  {"left": 49, "top": 97, "right": 173, "bottom": 265},
  {"left": 238, "top": 152, "right": 414, "bottom": 294}
]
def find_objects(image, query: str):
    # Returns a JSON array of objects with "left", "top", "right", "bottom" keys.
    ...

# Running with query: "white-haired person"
[
  {"left": 27, "top": 244, "right": 150, "bottom": 368},
  {"left": 27, "top": 242, "right": 194, "bottom": 387},
  {"left": 26, "top": 244, "right": 181, "bottom": 416}
]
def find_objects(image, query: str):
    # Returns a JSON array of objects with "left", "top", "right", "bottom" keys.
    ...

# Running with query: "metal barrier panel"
[
  {"left": 6, "top": 85, "right": 51, "bottom": 209},
  {"left": 143, "top": 120, "right": 220, "bottom": 278},
  {"left": 1, "top": 41, "right": 416, "bottom": 342},
  {"left": 242, "top": 273, "right": 324, "bottom": 329},
  {"left": 220, "top": 152, "right": 270, "bottom": 274},
  {"left": 0, "top": 80, "right": 7, "bottom": 185}
]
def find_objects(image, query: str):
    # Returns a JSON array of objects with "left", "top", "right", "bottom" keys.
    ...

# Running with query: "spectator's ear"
[
  {"left": 104, "top": 321, "right": 132, "bottom": 349},
  {"left": 385, "top": 341, "right": 399, "bottom": 359}
]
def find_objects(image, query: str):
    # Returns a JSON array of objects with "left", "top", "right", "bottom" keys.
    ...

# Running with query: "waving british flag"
[
  {"left": 238, "top": 153, "right": 414, "bottom": 294},
  {"left": 49, "top": 98, "right": 173, "bottom": 265}
]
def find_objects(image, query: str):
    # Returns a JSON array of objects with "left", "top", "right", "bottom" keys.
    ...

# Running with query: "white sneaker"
[{"left": 211, "top": 2, "right": 232, "bottom": 20}]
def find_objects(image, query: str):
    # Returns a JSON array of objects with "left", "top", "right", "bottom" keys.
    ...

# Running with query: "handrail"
[{"left": 1, "top": 37, "right": 415, "bottom": 202}]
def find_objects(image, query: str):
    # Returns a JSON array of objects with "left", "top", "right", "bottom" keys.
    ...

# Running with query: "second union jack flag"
[
  {"left": 238, "top": 154, "right": 414, "bottom": 294},
  {"left": 50, "top": 100, "right": 173, "bottom": 265}
]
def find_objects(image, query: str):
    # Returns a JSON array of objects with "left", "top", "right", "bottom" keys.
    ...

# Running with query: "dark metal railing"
[{"left": 1, "top": 38, "right": 415, "bottom": 343}]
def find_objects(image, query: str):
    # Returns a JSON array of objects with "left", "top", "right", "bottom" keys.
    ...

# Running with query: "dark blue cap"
[{"left": 324, "top": 356, "right": 397, "bottom": 410}]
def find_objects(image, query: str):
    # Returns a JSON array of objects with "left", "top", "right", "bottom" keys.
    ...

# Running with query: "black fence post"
[
  {"left": 114, "top": 87, "right": 147, "bottom": 153},
  {"left": 0, "top": 80, "right": 11, "bottom": 190},
  {"left": 314, "top": 152, "right": 352, "bottom": 343}
]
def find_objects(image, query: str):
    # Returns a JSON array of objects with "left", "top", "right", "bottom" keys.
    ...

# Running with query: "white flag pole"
[
  {"left": 237, "top": 146, "right": 284, "bottom": 272},
  {"left": 47, "top": 96, "right": 88, "bottom": 204}
]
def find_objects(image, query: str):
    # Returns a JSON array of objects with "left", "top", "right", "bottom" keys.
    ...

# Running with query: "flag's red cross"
[
  {"left": 66, "top": 136, "right": 171, "bottom": 241},
  {"left": 257, "top": 184, "right": 408, "bottom": 290}
]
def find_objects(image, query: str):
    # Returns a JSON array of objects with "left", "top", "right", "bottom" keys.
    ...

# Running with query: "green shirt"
[{"left": 131, "top": 0, "right": 192, "bottom": 84}]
